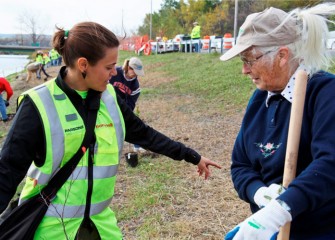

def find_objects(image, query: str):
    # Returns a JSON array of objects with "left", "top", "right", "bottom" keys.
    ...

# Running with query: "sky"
[{"left": 1, "top": 0, "right": 164, "bottom": 35}]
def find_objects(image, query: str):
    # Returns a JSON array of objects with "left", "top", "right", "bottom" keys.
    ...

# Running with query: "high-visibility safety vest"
[
  {"left": 43, "top": 54, "right": 51, "bottom": 64},
  {"left": 191, "top": 26, "right": 201, "bottom": 39},
  {"left": 36, "top": 54, "right": 44, "bottom": 64},
  {"left": 50, "top": 49, "right": 59, "bottom": 60},
  {"left": 19, "top": 80, "right": 125, "bottom": 239}
]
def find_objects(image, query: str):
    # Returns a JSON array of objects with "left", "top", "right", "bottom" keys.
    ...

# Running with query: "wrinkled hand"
[
  {"left": 197, "top": 156, "right": 221, "bottom": 180},
  {"left": 4, "top": 100, "right": 9, "bottom": 107},
  {"left": 254, "top": 184, "right": 286, "bottom": 208},
  {"left": 225, "top": 199, "right": 292, "bottom": 240}
]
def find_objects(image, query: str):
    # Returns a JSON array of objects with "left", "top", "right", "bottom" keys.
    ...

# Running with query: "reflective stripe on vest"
[
  {"left": 101, "top": 90, "right": 124, "bottom": 159},
  {"left": 45, "top": 196, "right": 113, "bottom": 218},
  {"left": 29, "top": 164, "right": 119, "bottom": 185},
  {"left": 26, "top": 86, "right": 65, "bottom": 183}
]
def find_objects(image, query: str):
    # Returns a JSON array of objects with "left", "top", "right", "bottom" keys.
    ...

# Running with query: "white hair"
[{"left": 288, "top": 3, "right": 335, "bottom": 74}]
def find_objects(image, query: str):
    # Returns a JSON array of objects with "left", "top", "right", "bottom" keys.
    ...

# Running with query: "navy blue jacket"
[
  {"left": 109, "top": 67, "right": 140, "bottom": 111},
  {"left": 231, "top": 71, "right": 335, "bottom": 238}
]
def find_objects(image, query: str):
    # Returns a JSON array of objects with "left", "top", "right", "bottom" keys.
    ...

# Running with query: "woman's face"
[
  {"left": 240, "top": 48, "right": 289, "bottom": 92},
  {"left": 85, "top": 47, "right": 118, "bottom": 92},
  {"left": 126, "top": 66, "right": 137, "bottom": 79}
]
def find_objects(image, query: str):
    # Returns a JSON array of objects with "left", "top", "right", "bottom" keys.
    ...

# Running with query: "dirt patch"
[{"left": 0, "top": 65, "right": 250, "bottom": 239}]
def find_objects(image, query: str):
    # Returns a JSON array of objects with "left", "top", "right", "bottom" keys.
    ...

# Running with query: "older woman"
[{"left": 222, "top": 3, "right": 335, "bottom": 240}]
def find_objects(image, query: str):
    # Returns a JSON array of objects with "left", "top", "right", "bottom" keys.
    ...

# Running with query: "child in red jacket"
[{"left": 0, "top": 77, "right": 13, "bottom": 122}]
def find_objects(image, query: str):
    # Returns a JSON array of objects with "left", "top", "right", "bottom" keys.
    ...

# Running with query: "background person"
[
  {"left": 0, "top": 21, "right": 221, "bottom": 240},
  {"left": 49, "top": 48, "right": 60, "bottom": 66},
  {"left": 191, "top": 21, "right": 201, "bottom": 52},
  {"left": 220, "top": 3, "right": 335, "bottom": 240},
  {"left": 35, "top": 51, "right": 51, "bottom": 81},
  {"left": 0, "top": 77, "right": 13, "bottom": 122},
  {"left": 25, "top": 62, "right": 42, "bottom": 82},
  {"left": 43, "top": 52, "right": 51, "bottom": 68},
  {"left": 109, "top": 57, "right": 143, "bottom": 112},
  {"left": 109, "top": 57, "right": 145, "bottom": 153}
]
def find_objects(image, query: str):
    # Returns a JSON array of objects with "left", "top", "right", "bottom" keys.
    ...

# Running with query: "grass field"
[{"left": 118, "top": 51, "right": 255, "bottom": 112}]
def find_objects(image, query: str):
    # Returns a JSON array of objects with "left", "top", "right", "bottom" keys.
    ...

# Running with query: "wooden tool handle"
[{"left": 277, "top": 70, "right": 308, "bottom": 240}]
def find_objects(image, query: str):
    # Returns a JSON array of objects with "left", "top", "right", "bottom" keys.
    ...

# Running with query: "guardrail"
[
  {"left": 148, "top": 38, "right": 234, "bottom": 55},
  {"left": 0, "top": 45, "right": 50, "bottom": 54}
]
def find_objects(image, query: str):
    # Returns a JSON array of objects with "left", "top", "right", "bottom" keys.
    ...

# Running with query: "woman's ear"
[
  {"left": 278, "top": 47, "right": 290, "bottom": 67},
  {"left": 77, "top": 57, "right": 88, "bottom": 73}
]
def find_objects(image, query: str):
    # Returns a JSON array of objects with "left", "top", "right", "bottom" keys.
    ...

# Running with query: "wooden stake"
[{"left": 277, "top": 70, "right": 308, "bottom": 240}]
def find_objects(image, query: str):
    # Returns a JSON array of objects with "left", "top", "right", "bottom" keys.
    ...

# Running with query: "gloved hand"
[
  {"left": 254, "top": 184, "right": 286, "bottom": 208},
  {"left": 225, "top": 226, "right": 240, "bottom": 240},
  {"left": 4, "top": 100, "right": 9, "bottom": 107},
  {"left": 225, "top": 199, "right": 292, "bottom": 240}
]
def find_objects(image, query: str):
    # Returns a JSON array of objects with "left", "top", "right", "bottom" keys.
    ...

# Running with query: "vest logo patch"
[
  {"left": 255, "top": 142, "right": 282, "bottom": 158},
  {"left": 96, "top": 123, "right": 114, "bottom": 128},
  {"left": 64, "top": 125, "right": 84, "bottom": 133}
]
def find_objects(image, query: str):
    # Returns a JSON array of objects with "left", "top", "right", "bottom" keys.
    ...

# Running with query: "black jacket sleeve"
[
  {"left": 117, "top": 95, "right": 201, "bottom": 165},
  {"left": 0, "top": 97, "right": 45, "bottom": 214}
]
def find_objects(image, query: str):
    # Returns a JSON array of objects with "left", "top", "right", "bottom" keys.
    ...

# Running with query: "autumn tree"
[{"left": 18, "top": 9, "right": 48, "bottom": 46}]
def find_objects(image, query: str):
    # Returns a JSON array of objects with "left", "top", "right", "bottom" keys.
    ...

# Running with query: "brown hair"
[
  {"left": 122, "top": 59, "right": 130, "bottom": 74},
  {"left": 52, "top": 21, "right": 119, "bottom": 68}
]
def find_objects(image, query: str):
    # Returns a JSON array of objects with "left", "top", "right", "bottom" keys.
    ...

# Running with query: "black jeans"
[{"left": 38, "top": 64, "right": 50, "bottom": 78}]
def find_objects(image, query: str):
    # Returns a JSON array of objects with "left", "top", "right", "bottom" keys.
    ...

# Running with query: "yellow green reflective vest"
[
  {"left": 50, "top": 49, "right": 59, "bottom": 60},
  {"left": 19, "top": 79, "right": 125, "bottom": 239},
  {"left": 191, "top": 26, "right": 201, "bottom": 39},
  {"left": 35, "top": 54, "right": 44, "bottom": 64}
]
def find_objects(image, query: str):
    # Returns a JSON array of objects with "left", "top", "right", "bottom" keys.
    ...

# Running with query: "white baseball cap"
[
  {"left": 129, "top": 57, "right": 145, "bottom": 76},
  {"left": 220, "top": 7, "right": 300, "bottom": 61}
]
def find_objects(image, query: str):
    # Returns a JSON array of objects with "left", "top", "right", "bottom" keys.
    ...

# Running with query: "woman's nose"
[
  {"left": 110, "top": 67, "right": 117, "bottom": 77},
  {"left": 242, "top": 63, "right": 251, "bottom": 74}
]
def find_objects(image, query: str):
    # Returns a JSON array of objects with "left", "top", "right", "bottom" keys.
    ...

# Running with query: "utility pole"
[
  {"left": 150, "top": 0, "right": 152, "bottom": 40},
  {"left": 121, "top": 9, "right": 124, "bottom": 36},
  {"left": 233, "top": 0, "right": 238, "bottom": 44}
]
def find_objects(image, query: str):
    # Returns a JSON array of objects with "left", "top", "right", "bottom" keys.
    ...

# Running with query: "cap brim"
[
  {"left": 220, "top": 44, "right": 251, "bottom": 61},
  {"left": 134, "top": 69, "right": 144, "bottom": 77}
]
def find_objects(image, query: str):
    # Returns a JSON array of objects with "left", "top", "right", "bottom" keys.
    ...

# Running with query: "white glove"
[
  {"left": 254, "top": 184, "right": 285, "bottom": 208},
  {"left": 232, "top": 199, "right": 292, "bottom": 240}
]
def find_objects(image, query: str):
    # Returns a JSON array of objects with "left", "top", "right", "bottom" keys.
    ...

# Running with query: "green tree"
[
  {"left": 137, "top": 0, "right": 332, "bottom": 41},
  {"left": 138, "top": 0, "right": 185, "bottom": 39},
  {"left": 201, "top": 4, "right": 229, "bottom": 36}
]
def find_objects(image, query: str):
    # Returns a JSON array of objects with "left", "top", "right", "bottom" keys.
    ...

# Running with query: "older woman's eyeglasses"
[{"left": 240, "top": 50, "right": 275, "bottom": 67}]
